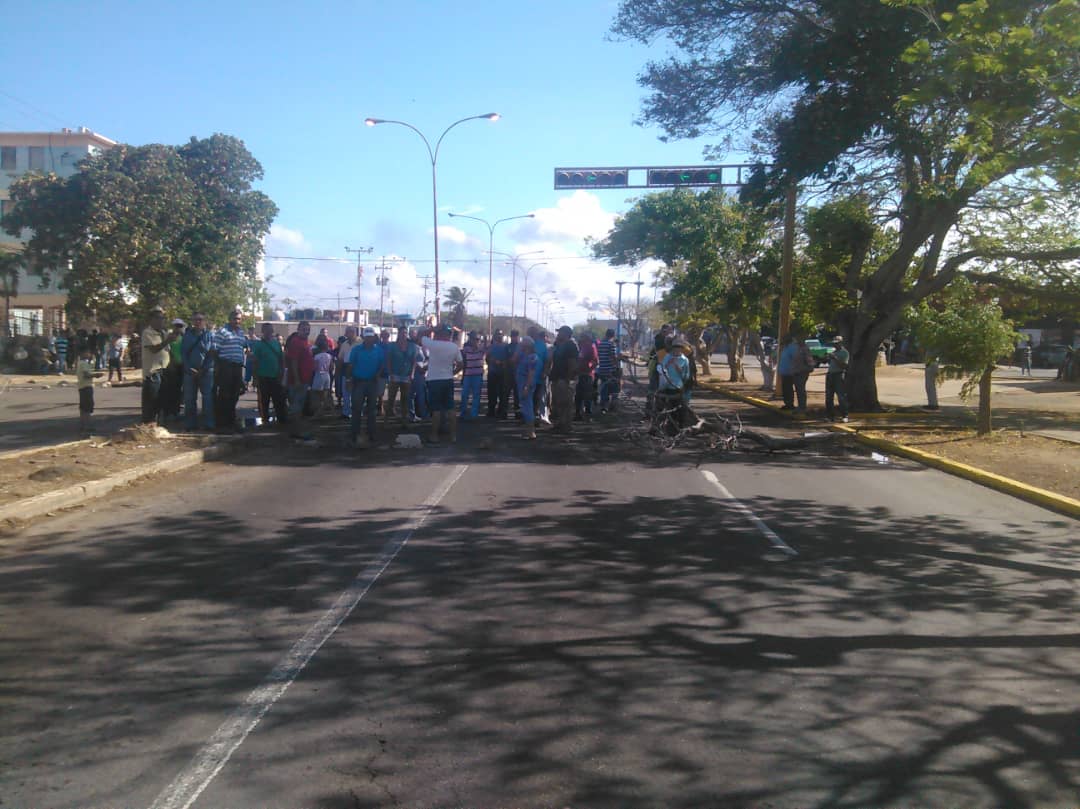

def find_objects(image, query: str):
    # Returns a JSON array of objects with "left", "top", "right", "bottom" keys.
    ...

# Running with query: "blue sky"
[{"left": 4, "top": 0, "right": 728, "bottom": 326}]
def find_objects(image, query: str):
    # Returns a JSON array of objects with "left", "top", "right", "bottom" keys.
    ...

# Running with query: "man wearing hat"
[
  {"left": 347, "top": 326, "right": 384, "bottom": 446},
  {"left": 140, "top": 306, "right": 177, "bottom": 424},
  {"left": 825, "top": 335, "right": 850, "bottom": 422}
]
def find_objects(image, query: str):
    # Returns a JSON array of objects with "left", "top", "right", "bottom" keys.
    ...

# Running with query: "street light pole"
[
  {"left": 447, "top": 211, "right": 534, "bottom": 337},
  {"left": 615, "top": 280, "right": 627, "bottom": 350},
  {"left": 489, "top": 249, "right": 544, "bottom": 334},
  {"left": 519, "top": 261, "right": 547, "bottom": 323},
  {"left": 364, "top": 113, "right": 500, "bottom": 324}
]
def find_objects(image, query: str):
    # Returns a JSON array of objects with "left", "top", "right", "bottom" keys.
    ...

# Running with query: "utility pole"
[
  {"left": 632, "top": 278, "right": 644, "bottom": 358},
  {"left": 417, "top": 275, "right": 434, "bottom": 322},
  {"left": 345, "top": 245, "right": 374, "bottom": 324},
  {"left": 615, "top": 280, "right": 627, "bottom": 351},
  {"left": 374, "top": 256, "right": 392, "bottom": 328}
]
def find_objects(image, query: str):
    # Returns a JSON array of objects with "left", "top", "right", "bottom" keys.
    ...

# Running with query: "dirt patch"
[
  {"left": 0, "top": 428, "right": 212, "bottom": 507},
  {"left": 864, "top": 428, "right": 1079, "bottom": 501}
]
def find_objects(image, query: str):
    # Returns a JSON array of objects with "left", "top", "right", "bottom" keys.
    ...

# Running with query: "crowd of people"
[{"left": 129, "top": 308, "right": 656, "bottom": 446}]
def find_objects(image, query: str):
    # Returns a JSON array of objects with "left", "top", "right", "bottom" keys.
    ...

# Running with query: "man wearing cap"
[
  {"left": 347, "top": 326, "right": 384, "bottom": 446},
  {"left": 422, "top": 324, "right": 463, "bottom": 443},
  {"left": 825, "top": 335, "right": 850, "bottom": 422},
  {"left": 140, "top": 307, "right": 177, "bottom": 425},
  {"left": 459, "top": 331, "right": 485, "bottom": 421},
  {"left": 214, "top": 309, "right": 249, "bottom": 432}
]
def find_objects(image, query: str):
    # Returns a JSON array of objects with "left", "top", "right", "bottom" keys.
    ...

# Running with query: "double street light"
[
  {"left": 490, "top": 249, "right": 544, "bottom": 333},
  {"left": 363, "top": 112, "right": 500, "bottom": 323},
  {"left": 518, "top": 261, "right": 548, "bottom": 324},
  {"left": 447, "top": 211, "right": 534, "bottom": 337}
]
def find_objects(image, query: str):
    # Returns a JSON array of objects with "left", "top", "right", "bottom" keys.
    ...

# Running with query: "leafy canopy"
[{"left": 4, "top": 133, "right": 278, "bottom": 323}]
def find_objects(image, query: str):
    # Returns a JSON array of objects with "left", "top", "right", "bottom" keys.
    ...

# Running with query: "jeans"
[
  {"left": 56, "top": 354, "right": 67, "bottom": 375},
  {"left": 794, "top": 372, "right": 809, "bottom": 410},
  {"left": 183, "top": 368, "right": 216, "bottom": 430},
  {"left": 338, "top": 370, "right": 350, "bottom": 415},
  {"left": 351, "top": 377, "right": 379, "bottom": 440},
  {"left": 287, "top": 383, "right": 309, "bottom": 437},
  {"left": 780, "top": 373, "right": 795, "bottom": 408},
  {"left": 141, "top": 371, "right": 163, "bottom": 424},
  {"left": 214, "top": 360, "right": 245, "bottom": 429},
  {"left": 598, "top": 374, "right": 614, "bottom": 409},
  {"left": 487, "top": 369, "right": 506, "bottom": 416},
  {"left": 460, "top": 375, "right": 482, "bottom": 419},
  {"left": 825, "top": 372, "right": 847, "bottom": 419},
  {"left": 256, "top": 376, "right": 288, "bottom": 424},
  {"left": 552, "top": 378, "right": 574, "bottom": 429},
  {"left": 574, "top": 374, "right": 595, "bottom": 416},
  {"left": 410, "top": 371, "right": 428, "bottom": 419},
  {"left": 386, "top": 378, "right": 411, "bottom": 422}
]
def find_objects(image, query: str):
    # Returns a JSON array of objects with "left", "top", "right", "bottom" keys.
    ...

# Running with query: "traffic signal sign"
[
  {"left": 647, "top": 167, "right": 724, "bottom": 187},
  {"left": 554, "top": 168, "right": 629, "bottom": 189}
]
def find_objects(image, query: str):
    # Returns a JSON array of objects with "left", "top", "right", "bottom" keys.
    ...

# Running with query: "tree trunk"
[
  {"left": 845, "top": 342, "right": 881, "bottom": 413},
  {"left": 977, "top": 367, "right": 993, "bottom": 436},
  {"left": 698, "top": 338, "right": 712, "bottom": 376}
]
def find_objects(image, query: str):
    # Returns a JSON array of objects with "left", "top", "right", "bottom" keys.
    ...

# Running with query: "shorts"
[
  {"left": 426, "top": 379, "right": 454, "bottom": 412},
  {"left": 79, "top": 387, "right": 94, "bottom": 413},
  {"left": 312, "top": 371, "right": 331, "bottom": 391}
]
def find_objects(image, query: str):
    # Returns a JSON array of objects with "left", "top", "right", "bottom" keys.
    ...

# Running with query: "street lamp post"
[
  {"left": 519, "top": 261, "right": 548, "bottom": 324},
  {"left": 448, "top": 211, "right": 534, "bottom": 337},
  {"left": 364, "top": 112, "right": 500, "bottom": 324},
  {"left": 489, "top": 249, "right": 543, "bottom": 334}
]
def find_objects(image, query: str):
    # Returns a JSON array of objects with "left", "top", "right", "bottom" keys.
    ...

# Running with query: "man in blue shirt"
[
  {"left": 777, "top": 334, "right": 798, "bottom": 410},
  {"left": 181, "top": 314, "right": 216, "bottom": 431},
  {"left": 347, "top": 326, "right": 384, "bottom": 447}
]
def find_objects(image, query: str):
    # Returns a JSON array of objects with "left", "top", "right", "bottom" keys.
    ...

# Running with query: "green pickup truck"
[{"left": 804, "top": 339, "right": 835, "bottom": 367}]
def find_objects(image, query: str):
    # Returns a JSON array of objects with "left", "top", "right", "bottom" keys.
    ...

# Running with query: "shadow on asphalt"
[{"left": 3, "top": 395, "right": 1078, "bottom": 808}]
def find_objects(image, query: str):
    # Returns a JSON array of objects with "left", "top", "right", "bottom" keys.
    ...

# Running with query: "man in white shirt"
[{"left": 422, "top": 324, "right": 463, "bottom": 443}]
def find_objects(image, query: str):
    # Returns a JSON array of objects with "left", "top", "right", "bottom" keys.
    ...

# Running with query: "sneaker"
[{"left": 841, "top": 416, "right": 849, "bottom": 423}]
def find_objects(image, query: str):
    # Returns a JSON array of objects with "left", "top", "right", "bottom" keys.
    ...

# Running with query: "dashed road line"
[
  {"left": 701, "top": 469, "right": 797, "bottom": 558},
  {"left": 149, "top": 463, "right": 469, "bottom": 809}
]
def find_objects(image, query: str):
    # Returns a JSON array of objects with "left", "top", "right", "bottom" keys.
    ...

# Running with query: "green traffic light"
[{"left": 587, "top": 173, "right": 597, "bottom": 183}]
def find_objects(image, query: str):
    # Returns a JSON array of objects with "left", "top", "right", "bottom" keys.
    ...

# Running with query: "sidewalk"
[{"left": 700, "top": 358, "right": 1080, "bottom": 516}]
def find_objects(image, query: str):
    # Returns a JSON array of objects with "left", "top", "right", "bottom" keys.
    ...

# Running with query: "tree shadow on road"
[{"left": 2, "top": 469, "right": 1077, "bottom": 808}]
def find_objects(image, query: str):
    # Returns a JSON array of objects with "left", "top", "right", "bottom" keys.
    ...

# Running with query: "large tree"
[
  {"left": 3, "top": 133, "right": 277, "bottom": 323},
  {"left": 592, "top": 188, "right": 779, "bottom": 381},
  {"left": 612, "top": 0, "right": 1080, "bottom": 409}
]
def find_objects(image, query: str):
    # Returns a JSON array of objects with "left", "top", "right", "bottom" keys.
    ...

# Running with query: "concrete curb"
[
  {"left": 701, "top": 381, "right": 1080, "bottom": 520},
  {"left": 0, "top": 443, "right": 233, "bottom": 527},
  {"left": 0, "top": 439, "right": 92, "bottom": 463}
]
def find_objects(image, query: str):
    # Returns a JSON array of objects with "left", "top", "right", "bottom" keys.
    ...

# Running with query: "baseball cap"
[
  {"left": 171, "top": 318, "right": 186, "bottom": 327},
  {"left": 149, "top": 306, "right": 165, "bottom": 315},
  {"left": 362, "top": 326, "right": 376, "bottom": 337}
]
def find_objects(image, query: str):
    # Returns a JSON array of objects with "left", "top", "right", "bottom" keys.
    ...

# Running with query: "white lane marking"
[
  {"left": 700, "top": 469, "right": 797, "bottom": 557},
  {"left": 149, "top": 463, "right": 469, "bottom": 809}
]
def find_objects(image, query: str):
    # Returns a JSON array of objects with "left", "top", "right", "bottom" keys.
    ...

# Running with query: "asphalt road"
[{"left": 2, "top": 399, "right": 1078, "bottom": 808}]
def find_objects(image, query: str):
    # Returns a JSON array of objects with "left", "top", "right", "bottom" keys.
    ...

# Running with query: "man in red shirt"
[{"left": 285, "top": 320, "right": 315, "bottom": 442}]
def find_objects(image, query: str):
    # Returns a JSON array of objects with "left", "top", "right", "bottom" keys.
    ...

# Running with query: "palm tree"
[{"left": 443, "top": 286, "right": 473, "bottom": 330}]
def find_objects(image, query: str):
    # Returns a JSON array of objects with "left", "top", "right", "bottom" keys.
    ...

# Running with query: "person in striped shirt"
[
  {"left": 53, "top": 329, "right": 69, "bottom": 375},
  {"left": 213, "top": 310, "right": 250, "bottom": 432},
  {"left": 459, "top": 331, "right": 486, "bottom": 421},
  {"left": 595, "top": 328, "right": 619, "bottom": 413}
]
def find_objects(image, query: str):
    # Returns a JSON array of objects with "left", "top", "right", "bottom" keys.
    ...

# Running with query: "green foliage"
[
  {"left": 611, "top": 0, "right": 1080, "bottom": 409},
  {"left": 3, "top": 134, "right": 278, "bottom": 324},
  {"left": 910, "top": 277, "right": 1019, "bottom": 399},
  {"left": 443, "top": 286, "right": 473, "bottom": 330},
  {"left": 592, "top": 189, "right": 779, "bottom": 332}
]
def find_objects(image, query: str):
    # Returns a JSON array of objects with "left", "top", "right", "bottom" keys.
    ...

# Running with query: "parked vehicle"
[
  {"left": 804, "top": 339, "right": 835, "bottom": 367},
  {"left": 1033, "top": 344, "right": 1070, "bottom": 369}
]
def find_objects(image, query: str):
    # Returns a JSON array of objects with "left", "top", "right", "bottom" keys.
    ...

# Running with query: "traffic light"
[
  {"left": 647, "top": 167, "right": 724, "bottom": 187},
  {"left": 554, "top": 168, "right": 629, "bottom": 190}
]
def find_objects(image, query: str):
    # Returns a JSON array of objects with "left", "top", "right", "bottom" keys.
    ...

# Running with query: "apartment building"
[{"left": 1, "top": 128, "right": 117, "bottom": 335}]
